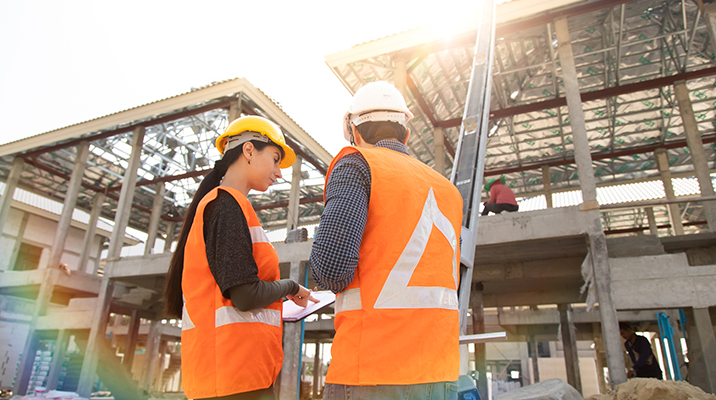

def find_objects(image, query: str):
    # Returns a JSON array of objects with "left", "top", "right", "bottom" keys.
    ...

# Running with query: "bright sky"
[{"left": 0, "top": 1, "right": 482, "bottom": 156}]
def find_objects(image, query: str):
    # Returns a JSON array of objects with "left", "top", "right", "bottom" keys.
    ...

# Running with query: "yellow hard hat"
[{"left": 216, "top": 115, "right": 296, "bottom": 168}]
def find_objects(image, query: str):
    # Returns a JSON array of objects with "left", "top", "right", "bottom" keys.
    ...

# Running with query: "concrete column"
[
  {"left": 107, "top": 126, "right": 145, "bottom": 260},
  {"left": 163, "top": 221, "right": 176, "bottom": 253},
  {"left": 542, "top": 165, "right": 553, "bottom": 208},
  {"left": 705, "top": 3, "right": 716, "bottom": 55},
  {"left": 286, "top": 156, "right": 303, "bottom": 231},
  {"left": 555, "top": 16, "right": 627, "bottom": 387},
  {"left": 123, "top": 310, "right": 141, "bottom": 372},
  {"left": 76, "top": 278, "right": 114, "bottom": 397},
  {"left": 393, "top": 57, "right": 408, "bottom": 98},
  {"left": 655, "top": 148, "right": 685, "bottom": 235},
  {"left": 46, "top": 329, "right": 70, "bottom": 390},
  {"left": 141, "top": 319, "right": 162, "bottom": 390},
  {"left": 13, "top": 330, "right": 39, "bottom": 395},
  {"left": 689, "top": 308, "right": 716, "bottom": 391},
  {"left": 529, "top": 335, "right": 540, "bottom": 383},
  {"left": 0, "top": 157, "right": 25, "bottom": 238},
  {"left": 145, "top": 183, "right": 166, "bottom": 255},
  {"left": 674, "top": 81, "right": 716, "bottom": 231},
  {"left": 434, "top": 127, "right": 446, "bottom": 176},
  {"left": 312, "top": 341, "right": 322, "bottom": 398},
  {"left": 155, "top": 340, "right": 167, "bottom": 391},
  {"left": 558, "top": 304, "right": 582, "bottom": 395},
  {"left": 520, "top": 341, "right": 531, "bottom": 385},
  {"left": 646, "top": 207, "right": 659, "bottom": 236},
  {"left": 78, "top": 128, "right": 144, "bottom": 397},
  {"left": 555, "top": 17, "right": 597, "bottom": 206},
  {"left": 229, "top": 97, "right": 242, "bottom": 122},
  {"left": 78, "top": 193, "right": 105, "bottom": 273},
  {"left": 48, "top": 141, "right": 90, "bottom": 269},
  {"left": 15, "top": 268, "right": 62, "bottom": 394},
  {"left": 279, "top": 261, "right": 302, "bottom": 400},
  {"left": 93, "top": 237, "right": 105, "bottom": 274},
  {"left": 470, "top": 283, "right": 488, "bottom": 400},
  {"left": 8, "top": 212, "right": 30, "bottom": 270},
  {"left": 592, "top": 323, "right": 608, "bottom": 394}
]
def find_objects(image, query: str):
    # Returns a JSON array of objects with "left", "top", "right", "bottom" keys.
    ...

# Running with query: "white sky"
[{"left": 0, "top": 1, "right": 482, "bottom": 156}]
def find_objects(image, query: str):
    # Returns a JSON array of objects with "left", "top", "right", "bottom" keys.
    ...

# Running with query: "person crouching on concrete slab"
[
  {"left": 619, "top": 322, "right": 663, "bottom": 380},
  {"left": 481, "top": 175, "right": 518, "bottom": 216}
]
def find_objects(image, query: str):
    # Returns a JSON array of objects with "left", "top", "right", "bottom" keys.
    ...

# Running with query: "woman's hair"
[
  {"left": 355, "top": 121, "right": 407, "bottom": 144},
  {"left": 163, "top": 140, "right": 279, "bottom": 318}
]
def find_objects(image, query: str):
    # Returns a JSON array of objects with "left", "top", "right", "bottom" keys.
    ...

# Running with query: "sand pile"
[{"left": 585, "top": 378, "right": 716, "bottom": 400}]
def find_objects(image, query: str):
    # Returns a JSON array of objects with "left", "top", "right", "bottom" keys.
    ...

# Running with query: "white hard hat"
[{"left": 342, "top": 81, "right": 414, "bottom": 142}]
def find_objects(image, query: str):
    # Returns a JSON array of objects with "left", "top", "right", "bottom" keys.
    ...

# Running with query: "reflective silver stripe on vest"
[
  {"left": 374, "top": 188, "right": 459, "bottom": 310},
  {"left": 335, "top": 288, "right": 362, "bottom": 314},
  {"left": 215, "top": 306, "right": 281, "bottom": 328},
  {"left": 249, "top": 226, "right": 271, "bottom": 244},
  {"left": 182, "top": 296, "right": 196, "bottom": 331}
]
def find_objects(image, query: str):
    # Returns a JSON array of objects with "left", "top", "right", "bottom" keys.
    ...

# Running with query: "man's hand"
[
  {"left": 627, "top": 369, "right": 636, "bottom": 378},
  {"left": 287, "top": 285, "right": 319, "bottom": 307}
]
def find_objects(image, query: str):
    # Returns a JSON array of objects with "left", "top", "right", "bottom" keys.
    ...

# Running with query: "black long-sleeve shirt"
[
  {"left": 625, "top": 334, "right": 663, "bottom": 379},
  {"left": 203, "top": 189, "right": 298, "bottom": 311}
]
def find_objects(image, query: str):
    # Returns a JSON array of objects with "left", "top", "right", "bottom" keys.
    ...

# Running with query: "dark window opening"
[{"left": 14, "top": 243, "right": 43, "bottom": 271}]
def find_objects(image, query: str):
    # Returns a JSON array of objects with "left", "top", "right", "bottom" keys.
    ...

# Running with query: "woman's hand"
[{"left": 287, "top": 285, "right": 319, "bottom": 307}]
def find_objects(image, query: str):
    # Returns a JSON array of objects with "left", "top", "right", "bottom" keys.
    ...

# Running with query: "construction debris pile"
[{"left": 585, "top": 378, "right": 716, "bottom": 400}]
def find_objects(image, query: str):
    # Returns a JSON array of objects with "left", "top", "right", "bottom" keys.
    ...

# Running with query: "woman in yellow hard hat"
[{"left": 163, "top": 115, "right": 316, "bottom": 400}]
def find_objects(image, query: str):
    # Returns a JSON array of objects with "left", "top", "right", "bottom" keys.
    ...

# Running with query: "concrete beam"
[
  {"left": 475, "top": 206, "right": 592, "bottom": 246},
  {"left": 610, "top": 253, "right": 716, "bottom": 309}
]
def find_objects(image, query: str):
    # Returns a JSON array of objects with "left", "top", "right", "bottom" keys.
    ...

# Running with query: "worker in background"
[
  {"left": 481, "top": 175, "right": 518, "bottom": 216},
  {"left": 163, "top": 116, "right": 316, "bottom": 400},
  {"left": 619, "top": 322, "right": 663, "bottom": 380},
  {"left": 310, "top": 81, "right": 463, "bottom": 400}
]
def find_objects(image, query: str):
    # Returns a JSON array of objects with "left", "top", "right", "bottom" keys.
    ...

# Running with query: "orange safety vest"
[
  {"left": 181, "top": 186, "right": 283, "bottom": 398},
  {"left": 325, "top": 146, "right": 463, "bottom": 386}
]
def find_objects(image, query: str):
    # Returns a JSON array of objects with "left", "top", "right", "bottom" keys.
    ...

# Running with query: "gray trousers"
[{"left": 323, "top": 381, "right": 459, "bottom": 400}]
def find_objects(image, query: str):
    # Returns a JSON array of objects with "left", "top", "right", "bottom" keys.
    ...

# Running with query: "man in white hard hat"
[{"left": 311, "top": 81, "right": 463, "bottom": 400}]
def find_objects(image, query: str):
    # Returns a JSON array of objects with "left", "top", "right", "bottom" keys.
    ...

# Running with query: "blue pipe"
[{"left": 296, "top": 263, "right": 310, "bottom": 400}]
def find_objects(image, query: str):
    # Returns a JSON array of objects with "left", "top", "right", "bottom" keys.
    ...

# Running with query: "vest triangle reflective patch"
[
  {"left": 182, "top": 298, "right": 196, "bottom": 331},
  {"left": 374, "top": 187, "right": 459, "bottom": 310}
]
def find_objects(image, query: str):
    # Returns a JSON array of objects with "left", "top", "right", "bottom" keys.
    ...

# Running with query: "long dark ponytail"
[{"left": 162, "top": 140, "right": 281, "bottom": 318}]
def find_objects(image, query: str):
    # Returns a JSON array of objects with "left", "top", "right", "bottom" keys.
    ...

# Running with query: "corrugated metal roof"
[
  {"left": 1, "top": 79, "right": 240, "bottom": 148},
  {"left": 515, "top": 175, "right": 713, "bottom": 212}
]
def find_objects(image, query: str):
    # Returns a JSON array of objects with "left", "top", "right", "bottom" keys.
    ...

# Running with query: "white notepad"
[{"left": 282, "top": 290, "right": 336, "bottom": 322}]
